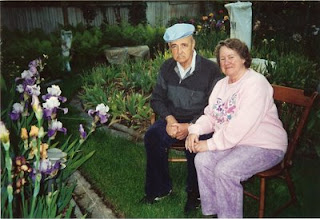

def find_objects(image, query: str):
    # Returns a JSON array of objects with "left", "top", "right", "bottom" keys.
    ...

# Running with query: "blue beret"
[{"left": 163, "top": 23, "right": 195, "bottom": 43}]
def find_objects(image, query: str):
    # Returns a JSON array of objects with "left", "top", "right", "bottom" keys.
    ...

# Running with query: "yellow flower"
[
  {"left": 28, "top": 146, "right": 38, "bottom": 160},
  {"left": 40, "top": 143, "right": 49, "bottom": 159},
  {"left": 224, "top": 16, "right": 229, "bottom": 21},
  {"left": 21, "top": 128, "right": 28, "bottom": 140},
  {"left": 21, "top": 165, "right": 29, "bottom": 172},
  {"left": 209, "top": 13, "right": 214, "bottom": 17},
  {"left": 0, "top": 121, "right": 10, "bottom": 144},
  {"left": 197, "top": 25, "right": 202, "bottom": 30},
  {"left": 29, "top": 126, "right": 39, "bottom": 138}
]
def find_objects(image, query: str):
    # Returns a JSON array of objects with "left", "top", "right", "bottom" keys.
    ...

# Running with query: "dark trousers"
[{"left": 144, "top": 118, "right": 212, "bottom": 197}]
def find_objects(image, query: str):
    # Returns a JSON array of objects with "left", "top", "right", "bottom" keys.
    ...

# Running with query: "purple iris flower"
[
  {"left": 42, "top": 96, "right": 68, "bottom": 119},
  {"left": 42, "top": 85, "right": 67, "bottom": 103},
  {"left": 88, "top": 103, "right": 110, "bottom": 124},
  {"left": 26, "top": 84, "right": 40, "bottom": 96},
  {"left": 79, "top": 124, "right": 87, "bottom": 139},
  {"left": 47, "top": 119, "right": 67, "bottom": 138},
  {"left": 10, "top": 103, "right": 24, "bottom": 120},
  {"left": 216, "top": 20, "right": 223, "bottom": 28},
  {"left": 31, "top": 160, "right": 61, "bottom": 182}
]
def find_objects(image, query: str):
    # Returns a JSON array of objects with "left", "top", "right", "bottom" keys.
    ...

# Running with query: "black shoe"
[
  {"left": 184, "top": 191, "right": 201, "bottom": 213},
  {"left": 140, "top": 189, "right": 172, "bottom": 204}
]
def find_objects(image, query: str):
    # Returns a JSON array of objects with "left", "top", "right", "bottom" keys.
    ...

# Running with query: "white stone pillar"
[{"left": 225, "top": 2, "right": 252, "bottom": 50}]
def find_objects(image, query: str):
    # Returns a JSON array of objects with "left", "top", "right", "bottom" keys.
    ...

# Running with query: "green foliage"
[
  {"left": 79, "top": 56, "right": 166, "bottom": 133},
  {"left": 71, "top": 26, "right": 106, "bottom": 68},
  {"left": 194, "top": 31, "right": 228, "bottom": 53},
  {"left": 100, "top": 22, "right": 166, "bottom": 56},
  {"left": 263, "top": 53, "right": 319, "bottom": 91},
  {"left": 1, "top": 27, "right": 64, "bottom": 84}
]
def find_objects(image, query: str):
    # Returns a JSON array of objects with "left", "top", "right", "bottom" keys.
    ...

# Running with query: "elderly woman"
[{"left": 185, "top": 38, "right": 288, "bottom": 218}]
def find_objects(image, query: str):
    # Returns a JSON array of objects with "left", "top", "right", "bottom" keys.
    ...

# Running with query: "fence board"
[{"left": 1, "top": 1, "right": 203, "bottom": 33}]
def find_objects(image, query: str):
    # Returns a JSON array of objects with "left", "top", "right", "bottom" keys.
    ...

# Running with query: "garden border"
[{"left": 69, "top": 96, "right": 142, "bottom": 218}]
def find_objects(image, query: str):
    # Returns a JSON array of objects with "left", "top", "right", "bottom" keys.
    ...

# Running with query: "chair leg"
[
  {"left": 272, "top": 169, "right": 298, "bottom": 216},
  {"left": 284, "top": 169, "right": 297, "bottom": 204},
  {"left": 258, "top": 177, "right": 266, "bottom": 218}
]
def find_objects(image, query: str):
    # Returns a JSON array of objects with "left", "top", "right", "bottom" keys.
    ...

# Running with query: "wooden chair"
[{"left": 243, "top": 84, "right": 318, "bottom": 217}]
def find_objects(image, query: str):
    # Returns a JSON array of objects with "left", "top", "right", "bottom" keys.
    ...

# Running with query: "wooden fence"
[{"left": 0, "top": 1, "right": 217, "bottom": 33}]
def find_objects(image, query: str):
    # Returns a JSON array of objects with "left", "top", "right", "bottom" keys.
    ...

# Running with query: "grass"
[
  {"left": 79, "top": 129, "right": 204, "bottom": 218},
  {"left": 60, "top": 102, "right": 320, "bottom": 218}
]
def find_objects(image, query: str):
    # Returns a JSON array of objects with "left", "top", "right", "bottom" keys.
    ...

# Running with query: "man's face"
[{"left": 169, "top": 36, "right": 195, "bottom": 68}]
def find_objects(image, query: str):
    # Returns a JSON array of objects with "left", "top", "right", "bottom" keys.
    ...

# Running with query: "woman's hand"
[
  {"left": 193, "top": 140, "right": 209, "bottom": 153},
  {"left": 186, "top": 134, "right": 209, "bottom": 153},
  {"left": 185, "top": 134, "right": 199, "bottom": 153}
]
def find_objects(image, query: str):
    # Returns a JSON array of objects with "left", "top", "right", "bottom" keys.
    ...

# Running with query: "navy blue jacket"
[{"left": 151, "top": 54, "right": 223, "bottom": 123}]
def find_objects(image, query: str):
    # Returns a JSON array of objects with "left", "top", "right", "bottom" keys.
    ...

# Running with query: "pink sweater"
[{"left": 188, "top": 69, "right": 288, "bottom": 152}]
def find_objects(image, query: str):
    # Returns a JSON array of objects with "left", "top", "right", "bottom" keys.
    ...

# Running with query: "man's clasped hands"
[{"left": 166, "top": 115, "right": 209, "bottom": 153}]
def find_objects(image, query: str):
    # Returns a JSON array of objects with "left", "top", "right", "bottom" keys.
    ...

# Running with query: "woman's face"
[{"left": 219, "top": 46, "right": 246, "bottom": 79}]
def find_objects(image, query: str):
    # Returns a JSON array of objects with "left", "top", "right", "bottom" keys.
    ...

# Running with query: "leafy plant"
[{"left": 0, "top": 57, "right": 110, "bottom": 218}]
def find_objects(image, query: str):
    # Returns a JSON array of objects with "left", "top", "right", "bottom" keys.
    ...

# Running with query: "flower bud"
[
  {"left": 38, "top": 127, "right": 45, "bottom": 138},
  {"left": 7, "top": 184, "right": 13, "bottom": 202},
  {"left": 0, "top": 121, "right": 10, "bottom": 145},
  {"left": 32, "top": 95, "right": 44, "bottom": 121}
]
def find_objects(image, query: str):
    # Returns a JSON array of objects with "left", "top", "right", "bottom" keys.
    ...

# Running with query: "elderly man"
[{"left": 141, "top": 23, "right": 222, "bottom": 213}]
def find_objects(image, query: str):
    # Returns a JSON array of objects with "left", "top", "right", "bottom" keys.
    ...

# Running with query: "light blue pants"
[{"left": 195, "top": 145, "right": 284, "bottom": 218}]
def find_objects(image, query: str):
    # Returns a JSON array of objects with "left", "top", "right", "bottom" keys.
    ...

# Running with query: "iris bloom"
[
  {"left": 16, "top": 84, "right": 24, "bottom": 93},
  {"left": 21, "top": 70, "right": 34, "bottom": 80},
  {"left": 32, "top": 159, "right": 61, "bottom": 180},
  {"left": 29, "top": 126, "right": 39, "bottom": 138},
  {"left": 40, "top": 143, "right": 49, "bottom": 159},
  {"left": 43, "top": 96, "right": 68, "bottom": 119},
  {"left": 20, "top": 128, "right": 28, "bottom": 140},
  {"left": 10, "top": 103, "right": 24, "bottom": 120},
  {"left": 42, "top": 85, "right": 67, "bottom": 103},
  {"left": 88, "top": 103, "right": 110, "bottom": 124},
  {"left": 32, "top": 147, "right": 67, "bottom": 180},
  {"left": 48, "top": 119, "right": 67, "bottom": 138},
  {"left": 79, "top": 124, "right": 87, "bottom": 139},
  {"left": 26, "top": 84, "right": 40, "bottom": 96}
]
